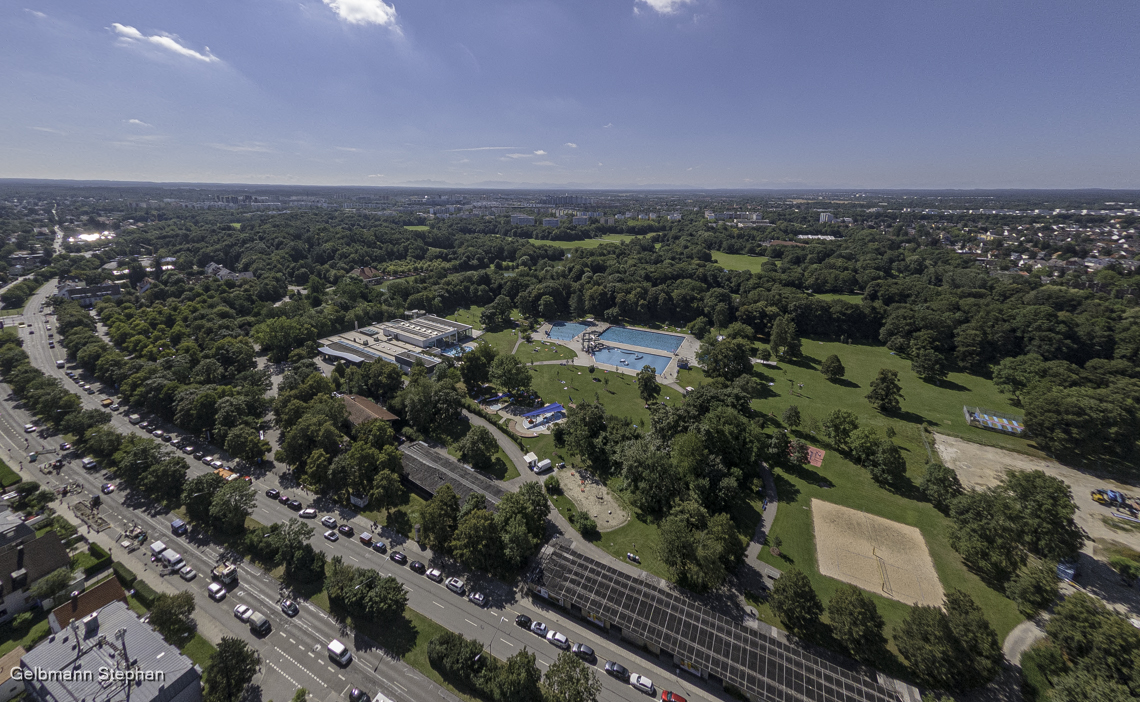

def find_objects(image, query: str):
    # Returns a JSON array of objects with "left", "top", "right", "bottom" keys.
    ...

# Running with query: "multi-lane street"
[{"left": 1, "top": 279, "right": 721, "bottom": 702}]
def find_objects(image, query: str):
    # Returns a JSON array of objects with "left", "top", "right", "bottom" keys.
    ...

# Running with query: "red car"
[{"left": 661, "top": 693, "right": 686, "bottom": 702}]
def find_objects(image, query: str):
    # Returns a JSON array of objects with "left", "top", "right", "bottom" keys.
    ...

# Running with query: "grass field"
[
  {"left": 528, "top": 234, "right": 654, "bottom": 250},
  {"left": 517, "top": 339, "right": 577, "bottom": 361},
  {"left": 813, "top": 292, "right": 864, "bottom": 304},
  {"left": 712, "top": 252, "right": 769, "bottom": 273},
  {"left": 448, "top": 306, "right": 521, "bottom": 356},
  {"left": 404, "top": 225, "right": 430, "bottom": 231},
  {"left": 677, "top": 338, "right": 1028, "bottom": 647},
  {"left": 181, "top": 633, "right": 216, "bottom": 670},
  {"left": 0, "top": 308, "right": 24, "bottom": 317}
]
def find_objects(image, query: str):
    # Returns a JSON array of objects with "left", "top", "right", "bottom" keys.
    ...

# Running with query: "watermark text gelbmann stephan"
[{"left": 12, "top": 666, "right": 166, "bottom": 682}]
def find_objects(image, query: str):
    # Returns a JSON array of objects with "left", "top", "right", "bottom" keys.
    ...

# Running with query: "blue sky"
[{"left": 2, "top": 0, "right": 1138, "bottom": 189}]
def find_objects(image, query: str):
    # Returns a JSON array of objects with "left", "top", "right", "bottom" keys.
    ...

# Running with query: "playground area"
[
  {"left": 812, "top": 499, "right": 944, "bottom": 607},
  {"left": 557, "top": 467, "right": 630, "bottom": 532}
]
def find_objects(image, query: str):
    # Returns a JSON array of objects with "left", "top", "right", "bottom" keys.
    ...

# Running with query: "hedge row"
[
  {"left": 83, "top": 543, "right": 112, "bottom": 577},
  {"left": 112, "top": 561, "right": 137, "bottom": 588},
  {"left": 132, "top": 580, "right": 158, "bottom": 608}
]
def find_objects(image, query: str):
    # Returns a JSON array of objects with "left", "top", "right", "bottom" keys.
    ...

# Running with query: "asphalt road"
[{"left": 3, "top": 280, "right": 726, "bottom": 702}]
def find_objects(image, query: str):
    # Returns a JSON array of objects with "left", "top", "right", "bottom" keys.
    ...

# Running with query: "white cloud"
[
  {"left": 367, "top": 174, "right": 386, "bottom": 178},
  {"left": 504, "top": 153, "right": 533, "bottom": 159},
  {"left": 636, "top": 0, "right": 694, "bottom": 14},
  {"left": 533, "top": 150, "right": 546, "bottom": 155},
  {"left": 206, "top": 142, "right": 274, "bottom": 153},
  {"left": 565, "top": 143, "right": 578, "bottom": 148},
  {"left": 322, "top": 0, "right": 398, "bottom": 26},
  {"left": 447, "top": 146, "right": 518, "bottom": 151},
  {"left": 112, "top": 23, "right": 219, "bottom": 63},
  {"left": 335, "top": 146, "right": 363, "bottom": 152},
  {"left": 534, "top": 161, "right": 556, "bottom": 166},
  {"left": 127, "top": 119, "right": 153, "bottom": 127},
  {"left": 30, "top": 126, "right": 65, "bottom": 135},
  {"left": 24, "top": 9, "right": 47, "bottom": 19},
  {"left": 603, "top": 123, "right": 613, "bottom": 128}
]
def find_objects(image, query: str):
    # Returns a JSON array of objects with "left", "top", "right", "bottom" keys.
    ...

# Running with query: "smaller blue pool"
[
  {"left": 440, "top": 344, "right": 475, "bottom": 357},
  {"left": 548, "top": 321, "right": 590, "bottom": 341},
  {"left": 592, "top": 347, "right": 671, "bottom": 375},
  {"left": 599, "top": 326, "right": 684, "bottom": 353}
]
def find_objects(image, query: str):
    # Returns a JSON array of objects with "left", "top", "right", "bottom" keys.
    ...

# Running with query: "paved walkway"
[
  {"left": 741, "top": 463, "right": 783, "bottom": 592},
  {"left": 1003, "top": 618, "right": 1047, "bottom": 666}
]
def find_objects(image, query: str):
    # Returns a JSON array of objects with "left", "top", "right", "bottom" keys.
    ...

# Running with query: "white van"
[
  {"left": 55, "top": 360, "right": 65, "bottom": 369},
  {"left": 128, "top": 414, "right": 142, "bottom": 425},
  {"left": 328, "top": 639, "right": 352, "bottom": 665},
  {"left": 159, "top": 549, "right": 183, "bottom": 569},
  {"left": 81, "top": 457, "right": 98, "bottom": 470},
  {"left": 533, "top": 459, "right": 552, "bottom": 474},
  {"left": 149, "top": 541, "right": 167, "bottom": 558}
]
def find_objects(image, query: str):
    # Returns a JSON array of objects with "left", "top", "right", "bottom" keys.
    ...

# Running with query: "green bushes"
[
  {"left": 112, "top": 561, "right": 138, "bottom": 588},
  {"left": 84, "top": 543, "right": 112, "bottom": 577},
  {"left": 543, "top": 475, "right": 561, "bottom": 494},
  {"left": 132, "top": 580, "right": 158, "bottom": 608},
  {"left": 427, "top": 630, "right": 542, "bottom": 702}
]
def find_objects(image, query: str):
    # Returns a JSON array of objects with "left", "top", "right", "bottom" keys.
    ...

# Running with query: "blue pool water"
[
  {"left": 441, "top": 344, "right": 475, "bottom": 357},
  {"left": 598, "top": 326, "right": 684, "bottom": 353},
  {"left": 548, "top": 321, "right": 590, "bottom": 340},
  {"left": 592, "top": 347, "right": 671, "bottom": 375}
]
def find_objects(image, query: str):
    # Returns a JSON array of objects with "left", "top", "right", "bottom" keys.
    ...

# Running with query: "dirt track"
[{"left": 933, "top": 433, "right": 1140, "bottom": 553}]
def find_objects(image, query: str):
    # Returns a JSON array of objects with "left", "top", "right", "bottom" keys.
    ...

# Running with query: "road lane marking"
[
  {"left": 500, "top": 638, "right": 514, "bottom": 647},
  {"left": 433, "top": 601, "right": 444, "bottom": 609},
  {"left": 391, "top": 681, "right": 408, "bottom": 693},
  {"left": 465, "top": 618, "right": 476, "bottom": 626}
]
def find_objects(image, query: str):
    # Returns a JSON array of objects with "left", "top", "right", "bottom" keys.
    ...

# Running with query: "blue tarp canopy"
[{"left": 522, "top": 403, "right": 564, "bottom": 418}]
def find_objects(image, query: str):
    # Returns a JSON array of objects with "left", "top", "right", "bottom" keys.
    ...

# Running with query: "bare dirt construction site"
[
  {"left": 934, "top": 433, "right": 1140, "bottom": 552},
  {"left": 558, "top": 467, "right": 630, "bottom": 532},
  {"left": 812, "top": 499, "right": 945, "bottom": 607}
]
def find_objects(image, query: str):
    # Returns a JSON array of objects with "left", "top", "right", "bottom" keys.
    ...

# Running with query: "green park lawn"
[
  {"left": 447, "top": 306, "right": 520, "bottom": 357},
  {"left": 404, "top": 225, "right": 430, "bottom": 231},
  {"left": 181, "top": 634, "right": 216, "bottom": 670},
  {"left": 711, "top": 252, "right": 768, "bottom": 273},
  {"left": 517, "top": 339, "right": 577, "bottom": 361},
  {"left": 813, "top": 292, "right": 864, "bottom": 304},
  {"left": 676, "top": 338, "right": 1028, "bottom": 646},
  {"left": 528, "top": 234, "right": 650, "bottom": 250}
]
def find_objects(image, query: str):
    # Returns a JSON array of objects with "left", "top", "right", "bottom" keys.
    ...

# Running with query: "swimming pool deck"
[{"left": 534, "top": 321, "right": 700, "bottom": 390}]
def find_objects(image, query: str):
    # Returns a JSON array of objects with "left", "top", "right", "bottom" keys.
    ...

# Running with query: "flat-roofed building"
[{"left": 377, "top": 315, "right": 472, "bottom": 349}]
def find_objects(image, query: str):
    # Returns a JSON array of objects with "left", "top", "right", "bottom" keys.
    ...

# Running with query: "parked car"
[
  {"left": 233, "top": 604, "right": 253, "bottom": 622},
  {"left": 299, "top": 508, "right": 318, "bottom": 519},
  {"left": 101, "top": 483, "right": 115, "bottom": 494},
  {"left": 277, "top": 494, "right": 291, "bottom": 504},
  {"left": 546, "top": 631, "right": 570, "bottom": 650},
  {"left": 181, "top": 445, "right": 194, "bottom": 454},
  {"left": 265, "top": 488, "right": 280, "bottom": 499},
  {"left": 604, "top": 661, "right": 630, "bottom": 681},
  {"left": 571, "top": 643, "right": 595, "bottom": 661},
  {"left": 59, "top": 442, "right": 71, "bottom": 450},
  {"left": 425, "top": 568, "right": 443, "bottom": 582},
  {"left": 287, "top": 500, "right": 302, "bottom": 511},
  {"left": 530, "top": 621, "right": 548, "bottom": 637},
  {"left": 337, "top": 524, "right": 355, "bottom": 537},
  {"left": 445, "top": 577, "right": 465, "bottom": 595},
  {"left": 151, "top": 430, "right": 164, "bottom": 439},
  {"left": 661, "top": 692, "right": 687, "bottom": 702},
  {"left": 281, "top": 599, "right": 299, "bottom": 617},
  {"left": 390, "top": 551, "right": 407, "bottom": 565},
  {"left": 371, "top": 540, "right": 387, "bottom": 554},
  {"left": 321, "top": 516, "right": 337, "bottom": 529},
  {"left": 179, "top": 566, "right": 197, "bottom": 581},
  {"left": 630, "top": 675, "right": 655, "bottom": 695},
  {"left": 193, "top": 451, "right": 205, "bottom": 460},
  {"left": 468, "top": 591, "right": 486, "bottom": 607},
  {"left": 409, "top": 561, "right": 426, "bottom": 574},
  {"left": 207, "top": 583, "right": 226, "bottom": 601},
  {"left": 23, "top": 424, "right": 35, "bottom": 433},
  {"left": 515, "top": 614, "right": 531, "bottom": 629},
  {"left": 109, "top": 403, "right": 119, "bottom": 411}
]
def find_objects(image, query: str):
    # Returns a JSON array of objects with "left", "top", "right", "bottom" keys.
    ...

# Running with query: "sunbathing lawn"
[
  {"left": 517, "top": 339, "right": 577, "bottom": 361},
  {"left": 181, "top": 634, "right": 216, "bottom": 670},
  {"left": 527, "top": 234, "right": 653, "bottom": 250}
]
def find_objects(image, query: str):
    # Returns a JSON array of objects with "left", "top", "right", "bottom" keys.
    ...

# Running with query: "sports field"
[{"left": 813, "top": 499, "right": 944, "bottom": 607}]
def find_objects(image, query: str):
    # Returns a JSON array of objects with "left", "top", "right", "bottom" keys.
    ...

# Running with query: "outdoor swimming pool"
[
  {"left": 598, "top": 326, "right": 684, "bottom": 353},
  {"left": 548, "top": 321, "right": 590, "bottom": 340},
  {"left": 440, "top": 344, "right": 475, "bottom": 357},
  {"left": 592, "top": 347, "right": 671, "bottom": 375}
]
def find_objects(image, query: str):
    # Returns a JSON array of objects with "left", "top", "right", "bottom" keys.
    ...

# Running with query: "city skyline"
[{"left": 3, "top": 0, "right": 1139, "bottom": 189}]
